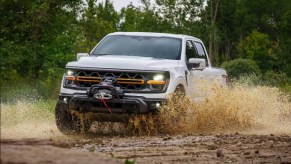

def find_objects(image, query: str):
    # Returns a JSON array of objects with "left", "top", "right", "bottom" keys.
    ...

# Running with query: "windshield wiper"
[
  {"left": 147, "top": 56, "right": 168, "bottom": 60},
  {"left": 92, "top": 53, "right": 113, "bottom": 56}
]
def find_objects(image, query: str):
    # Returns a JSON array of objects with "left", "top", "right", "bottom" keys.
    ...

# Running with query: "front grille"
[{"left": 66, "top": 70, "right": 150, "bottom": 90}]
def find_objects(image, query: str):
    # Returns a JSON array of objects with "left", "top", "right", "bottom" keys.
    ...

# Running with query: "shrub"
[
  {"left": 263, "top": 71, "right": 289, "bottom": 86},
  {"left": 236, "top": 30, "right": 274, "bottom": 72},
  {"left": 221, "top": 58, "right": 261, "bottom": 79}
]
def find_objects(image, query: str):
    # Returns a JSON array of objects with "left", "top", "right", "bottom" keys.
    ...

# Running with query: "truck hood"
[{"left": 66, "top": 55, "right": 179, "bottom": 71}]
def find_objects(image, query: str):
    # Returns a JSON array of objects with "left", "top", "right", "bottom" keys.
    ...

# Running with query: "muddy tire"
[
  {"left": 171, "top": 85, "right": 188, "bottom": 122},
  {"left": 174, "top": 85, "right": 186, "bottom": 97},
  {"left": 55, "top": 103, "right": 91, "bottom": 135},
  {"left": 172, "top": 85, "right": 186, "bottom": 103}
]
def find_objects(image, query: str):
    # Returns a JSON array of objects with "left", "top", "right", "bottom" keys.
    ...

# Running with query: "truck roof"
[{"left": 109, "top": 32, "right": 202, "bottom": 41}]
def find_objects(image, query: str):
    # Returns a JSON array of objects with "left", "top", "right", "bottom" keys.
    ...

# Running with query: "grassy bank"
[{"left": 1, "top": 79, "right": 60, "bottom": 139}]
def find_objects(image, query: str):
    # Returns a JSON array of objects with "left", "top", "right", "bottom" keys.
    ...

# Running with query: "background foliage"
[
  {"left": 221, "top": 58, "right": 261, "bottom": 79},
  {"left": 1, "top": 0, "right": 290, "bottom": 101}
]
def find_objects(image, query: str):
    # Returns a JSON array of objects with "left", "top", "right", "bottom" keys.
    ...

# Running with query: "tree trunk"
[
  {"left": 225, "top": 39, "right": 231, "bottom": 61},
  {"left": 209, "top": 0, "right": 219, "bottom": 66}
]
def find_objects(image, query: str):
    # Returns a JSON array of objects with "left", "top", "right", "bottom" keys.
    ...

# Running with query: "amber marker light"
[
  {"left": 65, "top": 76, "right": 75, "bottom": 81},
  {"left": 147, "top": 80, "right": 166, "bottom": 85}
]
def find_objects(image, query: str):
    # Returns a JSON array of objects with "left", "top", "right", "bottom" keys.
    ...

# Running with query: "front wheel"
[
  {"left": 168, "top": 85, "right": 189, "bottom": 124},
  {"left": 174, "top": 85, "right": 186, "bottom": 97},
  {"left": 55, "top": 103, "right": 91, "bottom": 135}
]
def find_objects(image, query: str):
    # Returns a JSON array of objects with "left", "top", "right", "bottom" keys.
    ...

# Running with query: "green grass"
[{"left": 1, "top": 78, "right": 60, "bottom": 103}]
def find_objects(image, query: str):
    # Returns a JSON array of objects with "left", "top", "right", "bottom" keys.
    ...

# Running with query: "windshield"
[{"left": 92, "top": 35, "right": 182, "bottom": 60}]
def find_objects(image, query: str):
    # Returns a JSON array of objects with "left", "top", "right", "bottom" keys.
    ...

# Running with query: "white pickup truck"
[{"left": 55, "top": 32, "right": 227, "bottom": 134}]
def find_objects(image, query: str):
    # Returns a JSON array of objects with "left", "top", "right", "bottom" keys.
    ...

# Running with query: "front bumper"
[{"left": 58, "top": 93, "right": 165, "bottom": 114}]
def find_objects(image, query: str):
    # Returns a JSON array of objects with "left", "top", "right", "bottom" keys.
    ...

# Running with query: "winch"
[{"left": 86, "top": 79, "right": 124, "bottom": 100}]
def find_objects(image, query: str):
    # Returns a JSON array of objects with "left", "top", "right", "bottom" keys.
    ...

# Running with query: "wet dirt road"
[
  {"left": 74, "top": 134, "right": 291, "bottom": 163},
  {"left": 1, "top": 134, "right": 291, "bottom": 164},
  {"left": 2, "top": 84, "right": 291, "bottom": 163},
  {"left": 0, "top": 139, "right": 122, "bottom": 164}
]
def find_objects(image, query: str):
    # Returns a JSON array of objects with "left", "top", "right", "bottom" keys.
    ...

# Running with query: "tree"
[
  {"left": 77, "top": 0, "right": 116, "bottom": 52},
  {"left": 237, "top": 30, "right": 274, "bottom": 72},
  {"left": 119, "top": 3, "right": 140, "bottom": 31},
  {"left": 0, "top": 0, "right": 82, "bottom": 80},
  {"left": 155, "top": 0, "right": 204, "bottom": 34},
  {"left": 206, "top": 0, "right": 219, "bottom": 65}
]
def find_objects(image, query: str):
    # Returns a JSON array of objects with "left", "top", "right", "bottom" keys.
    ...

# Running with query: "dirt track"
[
  {"left": 1, "top": 134, "right": 291, "bottom": 164},
  {"left": 2, "top": 84, "right": 291, "bottom": 163},
  {"left": 0, "top": 139, "right": 122, "bottom": 164}
]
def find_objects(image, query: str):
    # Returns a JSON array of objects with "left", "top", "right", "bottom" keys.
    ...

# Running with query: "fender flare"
[{"left": 169, "top": 76, "right": 187, "bottom": 94}]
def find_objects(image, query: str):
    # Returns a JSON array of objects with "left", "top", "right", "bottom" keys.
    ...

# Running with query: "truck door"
[{"left": 185, "top": 40, "right": 214, "bottom": 98}]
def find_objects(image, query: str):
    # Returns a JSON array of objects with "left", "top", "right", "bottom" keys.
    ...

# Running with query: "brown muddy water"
[
  {"left": 127, "top": 83, "right": 291, "bottom": 135},
  {"left": 1, "top": 83, "right": 291, "bottom": 163}
]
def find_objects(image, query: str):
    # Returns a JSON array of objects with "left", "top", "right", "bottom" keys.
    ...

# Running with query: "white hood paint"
[{"left": 67, "top": 55, "right": 179, "bottom": 71}]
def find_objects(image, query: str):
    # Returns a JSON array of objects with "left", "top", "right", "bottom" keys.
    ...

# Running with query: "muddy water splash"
[
  {"left": 1, "top": 83, "right": 290, "bottom": 138},
  {"left": 128, "top": 82, "right": 291, "bottom": 135},
  {"left": 1, "top": 100, "right": 63, "bottom": 139}
]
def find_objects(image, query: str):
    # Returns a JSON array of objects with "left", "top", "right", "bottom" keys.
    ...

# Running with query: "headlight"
[
  {"left": 153, "top": 74, "right": 165, "bottom": 81},
  {"left": 64, "top": 69, "right": 76, "bottom": 87},
  {"left": 66, "top": 69, "right": 75, "bottom": 76}
]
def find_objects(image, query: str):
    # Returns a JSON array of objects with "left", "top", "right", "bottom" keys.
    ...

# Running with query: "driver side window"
[
  {"left": 185, "top": 40, "right": 197, "bottom": 60},
  {"left": 185, "top": 40, "right": 209, "bottom": 67},
  {"left": 193, "top": 41, "right": 208, "bottom": 66},
  {"left": 185, "top": 40, "right": 198, "bottom": 69}
]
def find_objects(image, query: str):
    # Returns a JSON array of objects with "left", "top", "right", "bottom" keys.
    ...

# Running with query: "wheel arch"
[{"left": 169, "top": 76, "right": 187, "bottom": 94}]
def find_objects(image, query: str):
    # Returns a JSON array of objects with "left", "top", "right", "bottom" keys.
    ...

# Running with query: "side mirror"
[
  {"left": 188, "top": 58, "right": 206, "bottom": 70},
  {"left": 77, "top": 53, "right": 89, "bottom": 60}
]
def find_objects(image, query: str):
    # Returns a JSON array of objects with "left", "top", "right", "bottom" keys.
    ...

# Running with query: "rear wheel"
[{"left": 55, "top": 103, "right": 91, "bottom": 135}]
